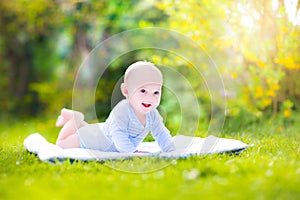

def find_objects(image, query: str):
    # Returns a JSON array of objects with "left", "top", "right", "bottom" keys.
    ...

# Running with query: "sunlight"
[
  {"left": 238, "top": 0, "right": 300, "bottom": 28},
  {"left": 241, "top": 15, "right": 254, "bottom": 29},
  {"left": 284, "top": 0, "right": 300, "bottom": 25},
  {"left": 237, "top": 3, "right": 258, "bottom": 29},
  {"left": 237, "top": 3, "right": 252, "bottom": 29}
]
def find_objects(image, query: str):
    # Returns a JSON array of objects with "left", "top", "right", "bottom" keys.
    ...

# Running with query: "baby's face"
[{"left": 128, "top": 83, "right": 162, "bottom": 115}]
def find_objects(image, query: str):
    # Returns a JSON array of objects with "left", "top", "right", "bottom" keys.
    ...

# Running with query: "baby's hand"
[{"left": 134, "top": 150, "right": 149, "bottom": 153}]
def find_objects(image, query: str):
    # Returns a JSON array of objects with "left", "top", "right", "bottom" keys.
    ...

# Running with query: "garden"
[{"left": 0, "top": 0, "right": 299, "bottom": 199}]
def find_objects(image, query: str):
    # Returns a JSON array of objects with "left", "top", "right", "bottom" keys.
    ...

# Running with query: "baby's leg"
[
  {"left": 56, "top": 134, "right": 81, "bottom": 148},
  {"left": 56, "top": 108, "right": 85, "bottom": 127},
  {"left": 56, "top": 118, "right": 88, "bottom": 148}
]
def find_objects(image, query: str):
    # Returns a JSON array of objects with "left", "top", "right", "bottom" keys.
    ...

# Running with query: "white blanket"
[{"left": 24, "top": 133, "right": 249, "bottom": 162}]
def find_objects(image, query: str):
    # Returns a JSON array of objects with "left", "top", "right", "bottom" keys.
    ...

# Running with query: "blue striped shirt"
[{"left": 101, "top": 99, "right": 175, "bottom": 153}]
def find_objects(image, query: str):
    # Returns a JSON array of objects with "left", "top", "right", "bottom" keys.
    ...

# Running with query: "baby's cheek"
[{"left": 132, "top": 96, "right": 142, "bottom": 105}]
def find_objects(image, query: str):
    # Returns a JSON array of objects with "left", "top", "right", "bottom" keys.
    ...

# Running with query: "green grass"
[{"left": 0, "top": 116, "right": 300, "bottom": 200}]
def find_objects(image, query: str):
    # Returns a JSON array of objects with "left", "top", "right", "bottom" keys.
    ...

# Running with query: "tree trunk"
[{"left": 7, "top": 43, "right": 30, "bottom": 98}]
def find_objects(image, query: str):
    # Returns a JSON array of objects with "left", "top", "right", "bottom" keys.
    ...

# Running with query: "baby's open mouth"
[{"left": 142, "top": 103, "right": 151, "bottom": 108}]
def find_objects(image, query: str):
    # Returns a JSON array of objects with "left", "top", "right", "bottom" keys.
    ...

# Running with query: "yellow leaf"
[
  {"left": 244, "top": 51, "right": 257, "bottom": 62},
  {"left": 270, "top": 84, "right": 280, "bottom": 91},
  {"left": 231, "top": 72, "right": 238, "bottom": 79},
  {"left": 254, "top": 86, "right": 263, "bottom": 98},
  {"left": 266, "top": 90, "right": 276, "bottom": 97},
  {"left": 257, "top": 60, "right": 266, "bottom": 69},
  {"left": 283, "top": 109, "right": 291, "bottom": 117},
  {"left": 261, "top": 98, "right": 272, "bottom": 107},
  {"left": 276, "top": 35, "right": 282, "bottom": 43},
  {"left": 281, "top": 26, "right": 288, "bottom": 34},
  {"left": 276, "top": 57, "right": 298, "bottom": 69}
]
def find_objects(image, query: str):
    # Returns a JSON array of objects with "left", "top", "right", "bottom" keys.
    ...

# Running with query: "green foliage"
[
  {"left": 0, "top": 0, "right": 64, "bottom": 116},
  {"left": 0, "top": 0, "right": 300, "bottom": 127},
  {"left": 0, "top": 0, "right": 169, "bottom": 118}
]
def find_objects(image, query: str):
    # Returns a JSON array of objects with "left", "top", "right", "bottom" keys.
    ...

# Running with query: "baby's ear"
[{"left": 120, "top": 83, "right": 128, "bottom": 97}]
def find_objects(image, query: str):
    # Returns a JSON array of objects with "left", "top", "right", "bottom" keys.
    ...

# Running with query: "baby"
[{"left": 55, "top": 61, "right": 175, "bottom": 153}]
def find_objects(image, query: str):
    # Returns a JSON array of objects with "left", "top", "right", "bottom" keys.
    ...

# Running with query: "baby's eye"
[
  {"left": 140, "top": 89, "right": 146, "bottom": 93},
  {"left": 154, "top": 91, "right": 160, "bottom": 95}
]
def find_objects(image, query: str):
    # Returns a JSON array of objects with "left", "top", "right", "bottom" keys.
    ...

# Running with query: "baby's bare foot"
[{"left": 55, "top": 116, "right": 65, "bottom": 127}]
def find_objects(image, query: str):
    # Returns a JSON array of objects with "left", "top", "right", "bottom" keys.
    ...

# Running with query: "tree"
[
  {"left": 0, "top": 0, "right": 63, "bottom": 115},
  {"left": 157, "top": 0, "right": 300, "bottom": 121},
  {"left": 0, "top": 0, "right": 168, "bottom": 117}
]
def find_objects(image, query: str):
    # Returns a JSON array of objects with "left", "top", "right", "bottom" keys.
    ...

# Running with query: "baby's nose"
[{"left": 145, "top": 94, "right": 155, "bottom": 101}]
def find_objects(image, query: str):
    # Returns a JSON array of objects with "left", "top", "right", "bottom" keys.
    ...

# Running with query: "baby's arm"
[
  {"left": 152, "top": 127, "right": 175, "bottom": 152},
  {"left": 151, "top": 110, "right": 176, "bottom": 152},
  {"left": 109, "top": 125, "right": 137, "bottom": 153}
]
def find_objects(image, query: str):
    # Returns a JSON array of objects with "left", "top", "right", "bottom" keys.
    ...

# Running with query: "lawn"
[{"left": 0, "top": 116, "right": 299, "bottom": 200}]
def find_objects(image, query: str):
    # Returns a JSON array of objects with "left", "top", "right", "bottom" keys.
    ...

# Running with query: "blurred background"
[{"left": 0, "top": 0, "right": 299, "bottom": 132}]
